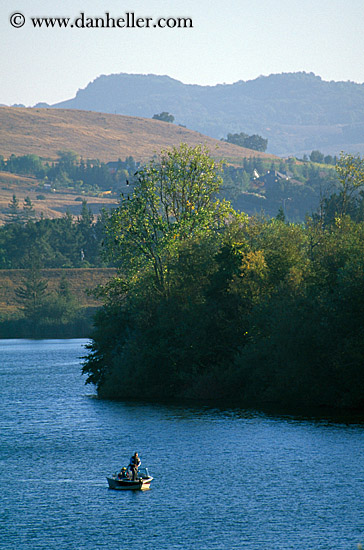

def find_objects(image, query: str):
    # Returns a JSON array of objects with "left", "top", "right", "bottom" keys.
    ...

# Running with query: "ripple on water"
[{"left": 1, "top": 339, "right": 364, "bottom": 550}]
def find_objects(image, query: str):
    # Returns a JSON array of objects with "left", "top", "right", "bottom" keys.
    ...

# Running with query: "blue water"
[{"left": 1, "top": 339, "right": 364, "bottom": 550}]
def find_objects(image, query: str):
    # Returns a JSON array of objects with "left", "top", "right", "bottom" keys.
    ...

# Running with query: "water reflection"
[{"left": 90, "top": 393, "right": 364, "bottom": 428}]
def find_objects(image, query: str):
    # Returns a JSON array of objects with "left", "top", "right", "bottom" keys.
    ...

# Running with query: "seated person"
[{"left": 118, "top": 467, "right": 129, "bottom": 480}]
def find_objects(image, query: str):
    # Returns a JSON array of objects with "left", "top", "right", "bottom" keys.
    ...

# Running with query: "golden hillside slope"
[{"left": 0, "top": 106, "right": 275, "bottom": 163}]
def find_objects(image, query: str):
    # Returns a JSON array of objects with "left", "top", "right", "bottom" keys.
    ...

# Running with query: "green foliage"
[
  {"left": 324, "top": 154, "right": 335, "bottom": 165},
  {"left": 308, "top": 150, "right": 337, "bottom": 165},
  {"left": 13, "top": 268, "right": 85, "bottom": 334},
  {"left": 83, "top": 148, "right": 364, "bottom": 412},
  {"left": 22, "top": 196, "right": 35, "bottom": 222},
  {"left": 6, "top": 194, "right": 21, "bottom": 224},
  {"left": 6, "top": 154, "right": 46, "bottom": 177},
  {"left": 6, "top": 194, "right": 36, "bottom": 225},
  {"left": 220, "top": 157, "right": 339, "bottom": 221},
  {"left": 232, "top": 216, "right": 364, "bottom": 409},
  {"left": 40, "top": 275, "right": 79, "bottom": 325},
  {"left": 223, "top": 132, "right": 268, "bottom": 152},
  {"left": 309, "top": 150, "right": 325, "bottom": 163},
  {"left": 152, "top": 112, "right": 175, "bottom": 123},
  {"left": 0, "top": 203, "right": 107, "bottom": 269},
  {"left": 1, "top": 153, "right": 138, "bottom": 195},
  {"left": 334, "top": 152, "right": 364, "bottom": 217},
  {"left": 318, "top": 152, "right": 364, "bottom": 225},
  {"left": 102, "top": 143, "right": 231, "bottom": 294},
  {"left": 57, "top": 150, "right": 78, "bottom": 169},
  {"left": 275, "top": 207, "right": 286, "bottom": 222},
  {"left": 1, "top": 151, "right": 341, "bottom": 222},
  {"left": 15, "top": 265, "right": 49, "bottom": 321}
]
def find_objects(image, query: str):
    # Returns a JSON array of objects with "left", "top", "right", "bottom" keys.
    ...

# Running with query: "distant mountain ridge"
[{"left": 42, "top": 72, "right": 364, "bottom": 157}]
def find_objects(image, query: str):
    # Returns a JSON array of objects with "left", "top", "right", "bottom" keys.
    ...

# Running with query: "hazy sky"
[{"left": 1, "top": 0, "right": 364, "bottom": 106}]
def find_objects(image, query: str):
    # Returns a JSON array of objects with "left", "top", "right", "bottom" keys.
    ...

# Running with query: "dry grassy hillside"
[
  {"left": 0, "top": 268, "right": 116, "bottom": 316},
  {"left": 0, "top": 106, "right": 274, "bottom": 164}
]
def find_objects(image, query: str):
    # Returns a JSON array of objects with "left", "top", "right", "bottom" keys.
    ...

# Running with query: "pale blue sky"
[{"left": 1, "top": 0, "right": 364, "bottom": 106}]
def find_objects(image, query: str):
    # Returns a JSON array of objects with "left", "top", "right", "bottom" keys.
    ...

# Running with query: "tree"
[
  {"left": 41, "top": 274, "right": 78, "bottom": 324},
  {"left": 102, "top": 143, "right": 230, "bottom": 294},
  {"left": 224, "top": 132, "right": 248, "bottom": 147},
  {"left": 223, "top": 132, "right": 268, "bottom": 152},
  {"left": 82, "top": 145, "right": 239, "bottom": 394},
  {"left": 244, "top": 134, "right": 268, "bottom": 152},
  {"left": 14, "top": 264, "right": 48, "bottom": 321},
  {"left": 152, "top": 112, "right": 175, "bottom": 123},
  {"left": 335, "top": 152, "right": 364, "bottom": 217},
  {"left": 324, "top": 155, "right": 334, "bottom": 165},
  {"left": 321, "top": 152, "right": 364, "bottom": 223},
  {"left": 6, "top": 194, "right": 22, "bottom": 224},
  {"left": 57, "top": 150, "right": 78, "bottom": 169},
  {"left": 78, "top": 199, "right": 94, "bottom": 227},
  {"left": 275, "top": 207, "right": 286, "bottom": 222},
  {"left": 23, "top": 196, "right": 35, "bottom": 222},
  {"left": 6, "top": 154, "right": 45, "bottom": 177},
  {"left": 309, "top": 150, "right": 325, "bottom": 163}
]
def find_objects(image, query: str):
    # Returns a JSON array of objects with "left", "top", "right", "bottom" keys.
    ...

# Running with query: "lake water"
[{"left": 1, "top": 339, "right": 364, "bottom": 550}]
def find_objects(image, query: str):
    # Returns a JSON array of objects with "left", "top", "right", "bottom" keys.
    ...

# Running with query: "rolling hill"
[
  {"left": 0, "top": 106, "right": 273, "bottom": 163},
  {"left": 44, "top": 71, "right": 364, "bottom": 157},
  {"left": 0, "top": 106, "right": 275, "bottom": 224}
]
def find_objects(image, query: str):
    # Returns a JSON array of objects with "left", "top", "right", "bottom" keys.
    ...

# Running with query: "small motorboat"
[{"left": 107, "top": 467, "right": 153, "bottom": 491}]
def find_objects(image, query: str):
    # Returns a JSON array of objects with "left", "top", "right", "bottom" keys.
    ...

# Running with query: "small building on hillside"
[{"left": 252, "top": 170, "right": 290, "bottom": 186}]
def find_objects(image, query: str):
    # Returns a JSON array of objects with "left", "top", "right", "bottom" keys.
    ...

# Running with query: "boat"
[{"left": 106, "top": 467, "right": 153, "bottom": 491}]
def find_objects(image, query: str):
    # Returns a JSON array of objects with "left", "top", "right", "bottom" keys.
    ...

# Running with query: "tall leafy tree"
[
  {"left": 83, "top": 145, "right": 237, "bottom": 392},
  {"left": 103, "top": 143, "right": 231, "bottom": 294},
  {"left": 335, "top": 152, "right": 364, "bottom": 217}
]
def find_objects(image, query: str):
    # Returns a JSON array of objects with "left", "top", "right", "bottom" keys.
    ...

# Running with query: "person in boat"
[
  {"left": 128, "top": 452, "right": 141, "bottom": 481},
  {"left": 118, "top": 467, "right": 129, "bottom": 480}
]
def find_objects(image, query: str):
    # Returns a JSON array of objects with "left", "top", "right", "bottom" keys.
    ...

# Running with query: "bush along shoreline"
[
  {"left": 81, "top": 146, "right": 364, "bottom": 412},
  {"left": 0, "top": 308, "right": 95, "bottom": 339}
]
